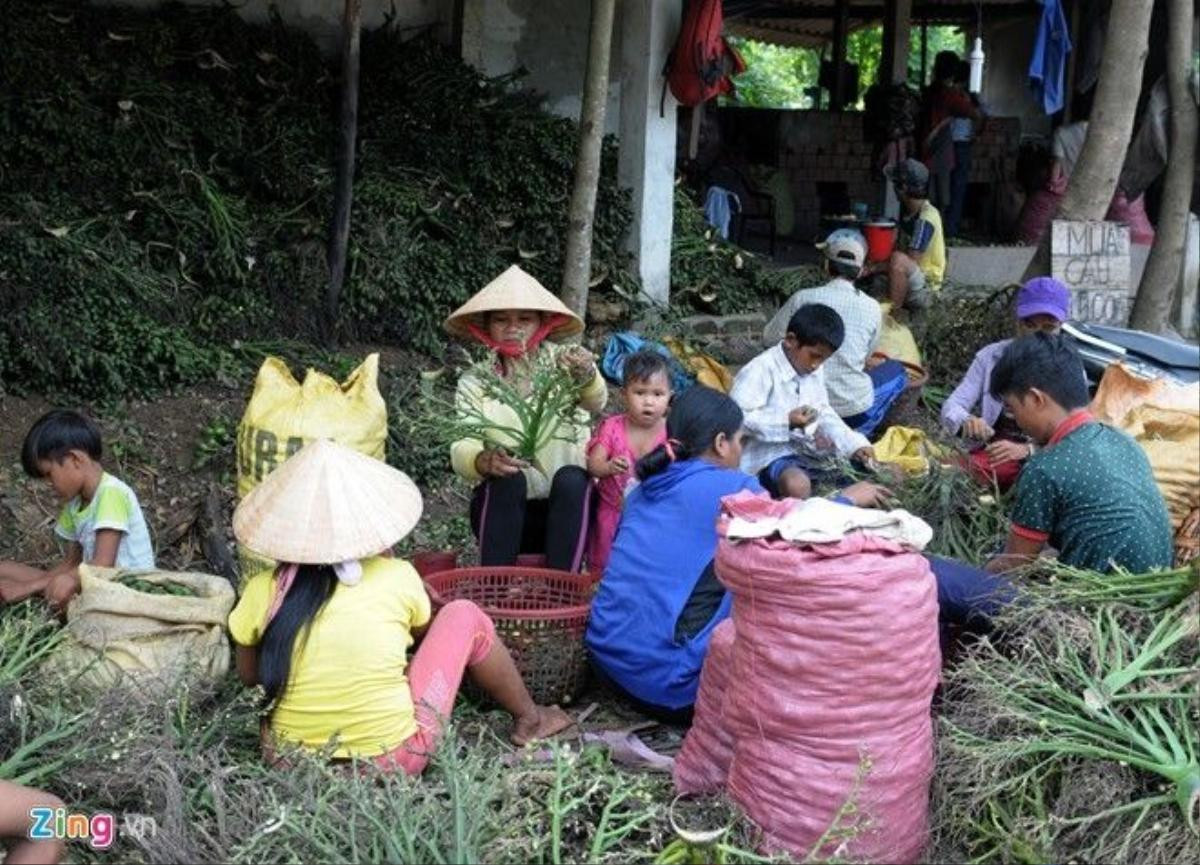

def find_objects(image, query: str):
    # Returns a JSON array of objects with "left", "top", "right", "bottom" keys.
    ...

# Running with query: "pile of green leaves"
[
  {"left": 886, "top": 461, "right": 1011, "bottom": 565},
  {"left": 113, "top": 573, "right": 198, "bottom": 597},
  {"left": 0, "top": 0, "right": 644, "bottom": 399},
  {"left": 921, "top": 285, "right": 1018, "bottom": 387},
  {"left": 933, "top": 571, "right": 1200, "bottom": 864},
  {"left": 669, "top": 186, "right": 792, "bottom": 316}
]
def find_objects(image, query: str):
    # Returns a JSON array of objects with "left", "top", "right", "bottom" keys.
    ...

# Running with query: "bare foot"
[{"left": 510, "top": 705, "right": 574, "bottom": 746}]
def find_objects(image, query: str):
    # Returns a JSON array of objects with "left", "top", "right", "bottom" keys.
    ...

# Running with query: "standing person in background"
[
  {"left": 947, "top": 59, "right": 985, "bottom": 238},
  {"left": 921, "top": 50, "right": 981, "bottom": 211}
]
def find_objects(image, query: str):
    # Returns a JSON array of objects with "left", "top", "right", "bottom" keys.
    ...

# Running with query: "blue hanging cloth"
[{"left": 1028, "top": 0, "right": 1073, "bottom": 115}]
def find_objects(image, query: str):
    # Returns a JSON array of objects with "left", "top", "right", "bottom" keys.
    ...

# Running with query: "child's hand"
[
  {"left": 962, "top": 416, "right": 994, "bottom": 441},
  {"left": 604, "top": 455, "right": 631, "bottom": 477},
  {"left": 44, "top": 569, "right": 81, "bottom": 612},
  {"left": 558, "top": 346, "right": 596, "bottom": 385},
  {"left": 788, "top": 406, "right": 818, "bottom": 429}
]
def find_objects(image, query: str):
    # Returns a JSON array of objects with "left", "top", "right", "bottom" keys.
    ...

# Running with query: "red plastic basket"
[{"left": 422, "top": 567, "right": 596, "bottom": 705}]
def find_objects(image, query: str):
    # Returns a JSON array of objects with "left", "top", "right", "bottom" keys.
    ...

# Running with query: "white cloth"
[
  {"left": 726, "top": 496, "right": 933, "bottom": 550},
  {"left": 730, "top": 344, "right": 871, "bottom": 475},
  {"left": 762, "top": 278, "right": 882, "bottom": 417}
]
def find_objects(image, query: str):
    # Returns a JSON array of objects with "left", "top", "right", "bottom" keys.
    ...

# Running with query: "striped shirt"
[
  {"left": 762, "top": 277, "right": 882, "bottom": 417},
  {"left": 730, "top": 344, "right": 871, "bottom": 475}
]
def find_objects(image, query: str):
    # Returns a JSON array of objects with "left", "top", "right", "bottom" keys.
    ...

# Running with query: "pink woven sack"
[
  {"left": 673, "top": 618, "right": 737, "bottom": 794},
  {"left": 674, "top": 492, "right": 941, "bottom": 863}
]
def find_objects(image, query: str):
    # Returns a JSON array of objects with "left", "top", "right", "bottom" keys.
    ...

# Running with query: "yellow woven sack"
[
  {"left": 236, "top": 354, "right": 387, "bottom": 582},
  {"left": 874, "top": 426, "right": 943, "bottom": 476},
  {"left": 1090, "top": 364, "right": 1199, "bottom": 529},
  {"left": 47, "top": 566, "right": 235, "bottom": 692},
  {"left": 662, "top": 337, "right": 733, "bottom": 393},
  {"left": 1117, "top": 404, "right": 1199, "bottom": 530},
  {"left": 875, "top": 303, "right": 923, "bottom": 368}
]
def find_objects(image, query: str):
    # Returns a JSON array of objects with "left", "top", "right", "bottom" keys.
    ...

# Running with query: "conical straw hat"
[
  {"left": 444, "top": 264, "right": 583, "bottom": 341},
  {"left": 233, "top": 439, "right": 423, "bottom": 564}
]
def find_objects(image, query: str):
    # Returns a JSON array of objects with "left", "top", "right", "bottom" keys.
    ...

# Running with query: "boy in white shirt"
[{"left": 732, "top": 304, "right": 884, "bottom": 501}]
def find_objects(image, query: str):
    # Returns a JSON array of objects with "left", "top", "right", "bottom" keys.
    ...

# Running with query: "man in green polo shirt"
[
  {"left": 929, "top": 332, "right": 1173, "bottom": 628},
  {"left": 985, "top": 332, "right": 1173, "bottom": 573}
]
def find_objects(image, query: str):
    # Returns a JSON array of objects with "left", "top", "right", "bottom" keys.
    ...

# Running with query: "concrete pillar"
[{"left": 618, "top": 0, "right": 681, "bottom": 306}]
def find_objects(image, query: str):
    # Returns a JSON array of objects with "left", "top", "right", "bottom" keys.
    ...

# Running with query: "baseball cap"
[
  {"left": 886, "top": 158, "right": 930, "bottom": 196},
  {"left": 1016, "top": 276, "right": 1071, "bottom": 322},
  {"left": 816, "top": 228, "right": 867, "bottom": 269}
]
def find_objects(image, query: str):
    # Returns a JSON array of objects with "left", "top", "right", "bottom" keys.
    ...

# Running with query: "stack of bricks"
[
  {"left": 712, "top": 108, "right": 1023, "bottom": 242},
  {"left": 968, "top": 116, "right": 1019, "bottom": 185},
  {"left": 778, "top": 112, "right": 881, "bottom": 239}
]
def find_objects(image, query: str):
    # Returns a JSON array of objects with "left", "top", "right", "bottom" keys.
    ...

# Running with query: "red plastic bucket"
[{"left": 863, "top": 221, "right": 897, "bottom": 263}]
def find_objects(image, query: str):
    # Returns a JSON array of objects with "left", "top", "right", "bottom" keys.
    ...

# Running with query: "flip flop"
[{"left": 580, "top": 728, "right": 676, "bottom": 773}]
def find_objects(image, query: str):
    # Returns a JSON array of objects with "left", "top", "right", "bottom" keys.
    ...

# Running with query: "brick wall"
[{"left": 716, "top": 108, "right": 1021, "bottom": 241}]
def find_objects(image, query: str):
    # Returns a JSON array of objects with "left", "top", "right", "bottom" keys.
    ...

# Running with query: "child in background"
[
  {"left": 0, "top": 410, "right": 154, "bottom": 608},
  {"left": 732, "top": 305, "right": 887, "bottom": 504},
  {"left": 586, "top": 351, "right": 671, "bottom": 572},
  {"left": 941, "top": 277, "right": 1071, "bottom": 490},
  {"left": 0, "top": 780, "right": 66, "bottom": 864}
]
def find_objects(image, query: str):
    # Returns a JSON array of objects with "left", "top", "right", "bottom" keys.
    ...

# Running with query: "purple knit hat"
[{"left": 1016, "top": 277, "right": 1071, "bottom": 322}]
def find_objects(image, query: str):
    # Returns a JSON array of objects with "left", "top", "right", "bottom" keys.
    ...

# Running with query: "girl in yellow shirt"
[{"left": 228, "top": 439, "right": 571, "bottom": 773}]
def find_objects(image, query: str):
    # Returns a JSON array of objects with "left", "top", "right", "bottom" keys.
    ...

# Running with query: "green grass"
[{"left": 0, "top": 600, "right": 789, "bottom": 865}]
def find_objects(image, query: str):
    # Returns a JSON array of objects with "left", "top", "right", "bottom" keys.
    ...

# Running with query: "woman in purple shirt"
[{"left": 940, "top": 277, "right": 1071, "bottom": 490}]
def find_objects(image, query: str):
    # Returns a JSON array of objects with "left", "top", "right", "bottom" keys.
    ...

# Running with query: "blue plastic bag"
[{"left": 601, "top": 331, "right": 695, "bottom": 394}]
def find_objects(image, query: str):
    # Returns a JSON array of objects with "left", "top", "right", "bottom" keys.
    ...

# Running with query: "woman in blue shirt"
[{"left": 586, "top": 386, "right": 761, "bottom": 719}]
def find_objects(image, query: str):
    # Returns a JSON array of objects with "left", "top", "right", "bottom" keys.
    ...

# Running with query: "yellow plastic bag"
[
  {"left": 236, "top": 354, "right": 387, "bottom": 581},
  {"left": 662, "top": 337, "right": 733, "bottom": 393},
  {"left": 874, "top": 426, "right": 943, "bottom": 476},
  {"left": 1090, "top": 364, "right": 1200, "bottom": 529},
  {"left": 875, "top": 303, "right": 923, "bottom": 368},
  {"left": 47, "top": 566, "right": 236, "bottom": 692}
]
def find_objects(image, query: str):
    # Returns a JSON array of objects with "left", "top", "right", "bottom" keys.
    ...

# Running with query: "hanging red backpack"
[{"left": 662, "top": 0, "right": 746, "bottom": 114}]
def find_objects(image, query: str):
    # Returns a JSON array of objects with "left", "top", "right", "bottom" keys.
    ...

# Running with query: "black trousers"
[{"left": 469, "top": 465, "right": 591, "bottom": 572}]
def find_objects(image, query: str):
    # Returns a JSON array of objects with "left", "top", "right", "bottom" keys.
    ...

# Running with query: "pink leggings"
[{"left": 371, "top": 599, "right": 496, "bottom": 775}]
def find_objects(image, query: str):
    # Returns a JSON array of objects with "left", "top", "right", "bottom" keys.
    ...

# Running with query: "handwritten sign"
[{"left": 1051, "top": 220, "right": 1132, "bottom": 325}]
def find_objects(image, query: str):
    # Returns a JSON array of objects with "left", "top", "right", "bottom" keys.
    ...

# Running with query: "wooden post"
[
  {"left": 324, "top": 0, "right": 362, "bottom": 345},
  {"left": 1130, "top": 0, "right": 1198, "bottom": 332},
  {"left": 560, "top": 0, "right": 617, "bottom": 319},
  {"left": 882, "top": 0, "right": 912, "bottom": 85},
  {"left": 831, "top": 0, "right": 849, "bottom": 110},
  {"left": 1063, "top": 0, "right": 1081, "bottom": 122},
  {"left": 919, "top": 20, "right": 928, "bottom": 85}
]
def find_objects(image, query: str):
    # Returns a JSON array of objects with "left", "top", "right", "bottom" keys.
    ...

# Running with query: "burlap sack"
[{"left": 47, "top": 565, "right": 235, "bottom": 691}]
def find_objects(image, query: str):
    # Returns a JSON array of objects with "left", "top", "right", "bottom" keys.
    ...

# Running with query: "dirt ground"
[{"left": 0, "top": 345, "right": 463, "bottom": 573}]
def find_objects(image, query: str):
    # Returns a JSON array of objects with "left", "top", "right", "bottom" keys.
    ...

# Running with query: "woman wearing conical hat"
[
  {"left": 228, "top": 439, "right": 573, "bottom": 771},
  {"left": 445, "top": 265, "right": 606, "bottom": 571}
]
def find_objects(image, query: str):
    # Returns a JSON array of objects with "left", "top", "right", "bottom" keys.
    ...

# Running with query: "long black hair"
[
  {"left": 636, "top": 385, "right": 743, "bottom": 480},
  {"left": 258, "top": 564, "right": 339, "bottom": 711}
]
